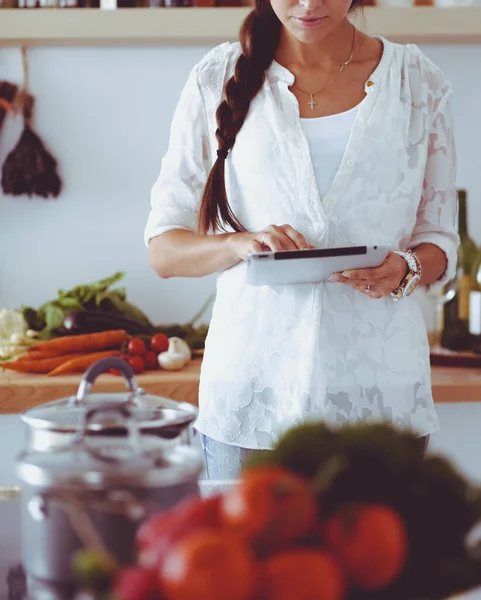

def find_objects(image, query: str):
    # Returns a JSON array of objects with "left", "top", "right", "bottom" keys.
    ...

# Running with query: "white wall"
[
  {"left": 1, "top": 42, "right": 481, "bottom": 325},
  {"left": 0, "top": 45, "right": 216, "bottom": 326}
]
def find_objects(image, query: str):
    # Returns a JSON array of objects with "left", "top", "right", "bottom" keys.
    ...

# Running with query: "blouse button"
[{"left": 347, "top": 160, "right": 354, "bottom": 167}]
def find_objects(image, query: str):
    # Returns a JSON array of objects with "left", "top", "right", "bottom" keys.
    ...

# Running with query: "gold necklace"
[{"left": 291, "top": 28, "right": 357, "bottom": 112}]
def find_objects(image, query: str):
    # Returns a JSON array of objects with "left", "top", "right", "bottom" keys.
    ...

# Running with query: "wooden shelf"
[{"left": 0, "top": 6, "right": 481, "bottom": 47}]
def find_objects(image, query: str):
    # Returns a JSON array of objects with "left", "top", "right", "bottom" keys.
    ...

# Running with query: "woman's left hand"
[{"left": 329, "top": 251, "right": 408, "bottom": 299}]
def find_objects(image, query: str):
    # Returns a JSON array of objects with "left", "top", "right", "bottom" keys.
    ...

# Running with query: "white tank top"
[{"left": 300, "top": 100, "right": 364, "bottom": 198}]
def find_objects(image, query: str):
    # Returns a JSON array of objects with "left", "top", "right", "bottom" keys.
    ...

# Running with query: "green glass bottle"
[
  {"left": 457, "top": 190, "right": 477, "bottom": 321},
  {"left": 440, "top": 190, "right": 477, "bottom": 351}
]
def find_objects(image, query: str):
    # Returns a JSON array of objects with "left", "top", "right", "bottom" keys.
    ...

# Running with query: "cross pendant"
[{"left": 308, "top": 95, "right": 316, "bottom": 111}]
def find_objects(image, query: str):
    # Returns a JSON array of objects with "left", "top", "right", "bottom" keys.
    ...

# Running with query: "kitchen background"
[
  {"left": 0, "top": 41, "right": 481, "bottom": 327},
  {"left": 1, "top": 14, "right": 481, "bottom": 488}
]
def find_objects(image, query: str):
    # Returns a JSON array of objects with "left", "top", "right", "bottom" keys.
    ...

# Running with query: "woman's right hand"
[{"left": 228, "top": 224, "right": 312, "bottom": 262}]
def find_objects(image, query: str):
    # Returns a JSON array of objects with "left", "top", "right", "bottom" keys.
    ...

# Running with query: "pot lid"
[
  {"left": 17, "top": 405, "right": 204, "bottom": 489},
  {"left": 22, "top": 393, "right": 197, "bottom": 434},
  {"left": 21, "top": 357, "right": 197, "bottom": 436}
]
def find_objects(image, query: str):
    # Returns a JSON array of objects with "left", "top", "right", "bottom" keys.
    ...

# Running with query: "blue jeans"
[
  {"left": 201, "top": 434, "right": 270, "bottom": 480},
  {"left": 200, "top": 434, "right": 430, "bottom": 480}
]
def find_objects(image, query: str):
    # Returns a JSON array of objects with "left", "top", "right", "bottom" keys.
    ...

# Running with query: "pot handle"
[{"left": 75, "top": 357, "right": 139, "bottom": 404}]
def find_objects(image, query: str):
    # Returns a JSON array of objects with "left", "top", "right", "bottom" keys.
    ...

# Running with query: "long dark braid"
[
  {"left": 197, "top": 2, "right": 281, "bottom": 234},
  {"left": 197, "top": 0, "right": 364, "bottom": 234}
]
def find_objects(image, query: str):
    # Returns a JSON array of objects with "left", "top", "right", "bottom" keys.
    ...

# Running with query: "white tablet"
[{"left": 246, "top": 245, "right": 391, "bottom": 287}]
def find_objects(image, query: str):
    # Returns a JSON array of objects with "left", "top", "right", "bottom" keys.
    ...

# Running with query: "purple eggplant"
[{"left": 63, "top": 310, "right": 154, "bottom": 335}]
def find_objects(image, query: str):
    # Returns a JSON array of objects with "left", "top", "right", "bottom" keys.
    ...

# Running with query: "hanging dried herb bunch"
[
  {"left": 1, "top": 47, "right": 62, "bottom": 199},
  {"left": 0, "top": 81, "right": 18, "bottom": 137}
]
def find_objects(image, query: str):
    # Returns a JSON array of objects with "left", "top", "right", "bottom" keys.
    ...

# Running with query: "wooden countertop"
[
  {"left": 0, "top": 359, "right": 480, "bottom": 414},
  {"left": 0, "top": 360, "right": 202, "bottom": 414}
]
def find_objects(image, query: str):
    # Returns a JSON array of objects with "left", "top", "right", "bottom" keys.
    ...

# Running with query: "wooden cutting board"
[{"left": 0, "top": 358, "right": 202, "bottom": 414}]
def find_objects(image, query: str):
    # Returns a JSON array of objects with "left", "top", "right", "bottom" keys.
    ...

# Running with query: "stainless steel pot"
[
  {"left": 21, "top": 357, "right": 198, "bottom": 451},
  {"left": 16, "top": 402, "right": 204, "bottom": 590}
]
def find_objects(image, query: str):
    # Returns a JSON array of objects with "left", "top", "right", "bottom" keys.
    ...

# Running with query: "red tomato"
[
  {"left": 159, "top": 530, "right": 255, "bottom": 600},
  {"left": 150, "top": 333, "right": 169, "bottom": 354},
  {"left": 144, "top": 351, "right": 158, "bottom": 370},
  {"left": 220, "top": 466, "right": 317, "bottom": 553},
  {"left": 323, "top": 503, "right": 408, "bottom": 590},
  {"left": 128, "top": 338, "right": 147, "bottom": 357},
  {"left": 114, "top": 567, "right": 157, "bottom": 600},
  {"left": 260, "top": 549, "right": 345, "bottom": 600},
  {"left": 137, "top": 496, "right": 222, "bottom": 561},
  {"left": 129, "top": 356, "right": 145, "bottom": 375}
]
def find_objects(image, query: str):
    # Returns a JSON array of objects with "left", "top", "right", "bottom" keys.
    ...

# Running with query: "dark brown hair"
[{"left": 197, "top": 0, "right": 364, "bottom": 234}]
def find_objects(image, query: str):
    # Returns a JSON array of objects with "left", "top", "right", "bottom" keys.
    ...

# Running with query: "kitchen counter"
[
  {"left": 0, "top": 359, "right": 480, "bottom": 414},
  {"left": 0, "top": 359, "right": 202, "bottom": 414}
]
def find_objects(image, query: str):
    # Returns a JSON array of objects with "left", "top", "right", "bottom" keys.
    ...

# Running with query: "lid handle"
[
  {"left": 75, "top": 357, "right": 138, "bottom": 404},
  {"left": 77, "top": 403, "right": 142, "bottom": 461}
]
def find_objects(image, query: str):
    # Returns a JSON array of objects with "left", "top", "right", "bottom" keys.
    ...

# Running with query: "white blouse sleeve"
[
  {"left": 144, "top": 66, "right": 211, "bottom": 246},
  {"left": 408, "top": 87, "right": 459, "bottom": 290}
]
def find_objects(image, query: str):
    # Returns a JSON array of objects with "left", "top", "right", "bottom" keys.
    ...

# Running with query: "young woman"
[{"left": 145, "top": 0, "right": 459, "bottom": 479}]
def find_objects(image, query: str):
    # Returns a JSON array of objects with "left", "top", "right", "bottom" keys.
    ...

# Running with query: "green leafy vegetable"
[
  {"left": 98, "top": 291, "right": 152, "bottom": 328},
  {"left": 43, "top": 304, "right": 66, "bottom": 333},
  {"left": 21, "top": 272, "right": 153, "bottom": 339},
  {"left": 20, "top": 272, "right": 212, "bottom": 346},
  {"left": 22, "top": 307, "right": 46, "bottom": 333}
]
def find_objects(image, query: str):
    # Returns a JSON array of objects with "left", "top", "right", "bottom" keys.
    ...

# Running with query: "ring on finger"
[{"left": 365, "top": 284, "right": 371, "bottom": 294}]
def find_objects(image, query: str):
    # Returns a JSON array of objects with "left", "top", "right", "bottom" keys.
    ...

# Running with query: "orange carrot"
[
  {"left": 2, "top": 353, "right": 87, "bottom": 374},
  {"left": 47, "top": 350, "right": 119, "bottom": 377},
  {"left": 30, "top": 330, "right": 129, "bottom": 355},
  {"left": 18, "top": 350, "right": 77, "bottom": 361}
]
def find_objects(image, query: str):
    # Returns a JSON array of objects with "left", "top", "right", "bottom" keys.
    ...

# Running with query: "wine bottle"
[
  {"left": 440, "top": 189, "right": 476, "bottom": 351},
  {"left": 469, "top": 247, "right": 481, "bottom": 353},
  {"left": 456, "top": 190, "right": 477, "bottom": 322}
]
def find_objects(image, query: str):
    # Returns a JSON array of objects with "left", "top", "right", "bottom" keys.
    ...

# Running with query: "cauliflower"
[
  {"left": 0, "top": 309, "right": 28, "bottom": 341},
  {"left": 0, "top": 309, "right": 30, "bottom": 360}
]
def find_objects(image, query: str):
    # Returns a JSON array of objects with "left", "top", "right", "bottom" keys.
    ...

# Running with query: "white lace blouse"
[{"left": 145, "top": 37, "right": 459, "bottom": 448}]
